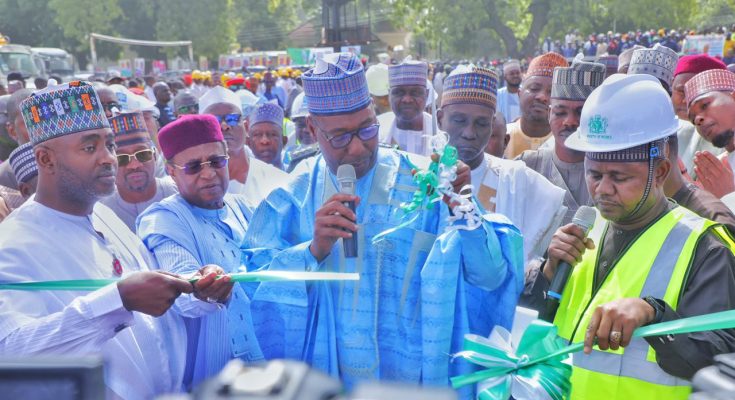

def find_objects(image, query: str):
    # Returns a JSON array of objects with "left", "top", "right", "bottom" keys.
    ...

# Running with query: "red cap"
[
  {"left": 674, "top": 54, "right": 726, "bottom": 77},
  {"left": 158, "top": 114, "right": 224, "bottom": 160},
  {"left": 226, "top": 77, "right": 245, "bottom": 87}
]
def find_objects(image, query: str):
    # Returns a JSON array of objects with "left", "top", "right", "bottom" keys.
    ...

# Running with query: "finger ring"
[{"left": 610, "top": 331, "right": 622, "bottom": 343}]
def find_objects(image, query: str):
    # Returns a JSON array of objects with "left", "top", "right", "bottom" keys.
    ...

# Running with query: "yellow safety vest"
[{"left": 553, "top": 206, "right": 735, "bottom": 400}]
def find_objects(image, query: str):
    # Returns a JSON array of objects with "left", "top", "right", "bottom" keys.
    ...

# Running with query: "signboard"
[
  {"left": 118, "top": 59, "right": 132, "bottom": 77},
  {"left": 287, "top": 48, "right": 308, "bottom": 65},
  {"left": 134, "top": 58, "right": 145, "bottom": 77},
  {"left": 152, "top": 60, "right": 167, "bottom": 74},
  {"left": 199, "top": 56, "right": 209, "bottom": 71},
  {"left": 309, "top": 47, "right": 334, "bottom": 64},
  {"left": 682, "top": 34, "right": 726, "bottom": 57},
  {"left": 341, "top": 45, "right": 362, "bottom": 56}
]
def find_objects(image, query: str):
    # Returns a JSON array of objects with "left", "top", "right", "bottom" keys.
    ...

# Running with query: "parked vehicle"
[
  {"left": 0, "top": 44, "right": 45, "bottom": 88},
  {"left": 32, "top": 47, "right": 77, "bottom": 82}
]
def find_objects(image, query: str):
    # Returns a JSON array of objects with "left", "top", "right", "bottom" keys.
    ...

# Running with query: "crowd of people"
[{"left": 1, "top": 36, "right": 735, "bottom": 400}]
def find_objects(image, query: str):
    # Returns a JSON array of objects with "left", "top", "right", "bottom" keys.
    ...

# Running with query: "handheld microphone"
[
  {"left": 542, "top": 206, "right": 597, "bottom": 321},
  {"left": 337, "top": 164, "right": 358, "bottom": 258}
]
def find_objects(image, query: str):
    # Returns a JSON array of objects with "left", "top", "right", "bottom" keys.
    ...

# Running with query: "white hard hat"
[
  {"left": 565, "top": 73, "right": 678, "bottom": 153},
  {"left": 365, "top": 63, "right": 389, "bottom": 97},
  {"left": 290, "top": 92, "right": 308, "bottom": 119},
  {"left": 108, "top": 84, "right": 159, "bottom": 117},
  {"left": 235, "top": 89, "right": 259, "bottom": 116}
]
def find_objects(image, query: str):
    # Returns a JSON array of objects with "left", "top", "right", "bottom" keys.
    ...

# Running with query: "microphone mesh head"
[
  {"left": 572, "top": 206, "right": 597, "bottom": 233},
  {"left": 336, "top": 164, "right": 356, "bottom": 195}
]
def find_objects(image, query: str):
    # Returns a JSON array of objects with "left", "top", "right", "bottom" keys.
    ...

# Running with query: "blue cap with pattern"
[
  {"left": 20, "top": 81, "right": 109, "bottom": 145},
  {"left": 8, "top": 142, "right": 38, "bottom": 184},
  {"left": 249, "top": 102, "right": 284, "bottom": 127},
  {"left": 388, "top": 60, "right": 428, "bottom": 88},
  {"left": 302, "top": 52, "right": 371, "bottom": 116}
]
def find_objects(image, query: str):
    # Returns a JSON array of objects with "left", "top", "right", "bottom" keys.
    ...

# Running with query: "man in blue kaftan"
[
  {"left": 136, "top": 114, "right": 264, "bottom": 388},
  {"left": 242, "top": 52, "right": 525, "bottom": 396}
]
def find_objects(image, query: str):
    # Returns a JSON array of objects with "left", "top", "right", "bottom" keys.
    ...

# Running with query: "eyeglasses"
[
  {"left": 117, "top": 148, "right": 155, "bottom": 167},
  {"left": 177, "top": 104, "right": 199, "bottom": 115},
  {"left": 318, "top": 123, "right": 380, "bottom": 149},
  {"left": 214, "top": 113, "right": 242, "bottom": 127},
  {"left": 169, "top": 155, "right": 230, "bottom": 175},
  {"left": 103, "top": 102, "right": 122, "bottom": 112}
]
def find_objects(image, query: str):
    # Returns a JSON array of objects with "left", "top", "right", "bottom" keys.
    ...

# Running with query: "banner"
[
  {"left": 309, "top": 47, "right": 334, "bottom": 64},
  {"left": 341, "top": 45, "right": 362, "bottom": 56},
  {"left": 199, "top": 56, "right": 209, "bottom": 71},
  {"left": 152, "top": 60, "right": 167, "bottom": 75},
  {"left": 682, "top": 34, "right": 726, "bottom": 57},
  {"left": 117, "top": 59, "right": 132, "bottom": 78},
  {"left": 287, "top": 47, "right": 308, "bottom": 65},
  {"left": 133, "top": 58, "right": 145, "bottom": 77}
]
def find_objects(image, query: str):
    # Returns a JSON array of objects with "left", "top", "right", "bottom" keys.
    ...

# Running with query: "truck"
[
  {"left": 32, "top": 47, "right": 77, "bottom": 82},
  {"left": 0, "top": 44, "right": 45, "bottom": 88}
]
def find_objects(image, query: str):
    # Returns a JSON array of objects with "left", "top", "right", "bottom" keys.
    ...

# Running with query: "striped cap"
[
  {"left": 109, "top": 112, "right": 147, "bottom": 136},
  {"left": 684, "top": 69, "right": 735, "bottom": 107},
  {"left": 8, "top": 142, "right": 38, "bottom": 184},
  {"left": 249, "top": 102, "right": 284, "bottom": 128},
  {"left": 388, "top": 60, "right": 428, "bottom": 88},
  {"left": 628, "top": 43, "right": 679, "bottom": 89},
  {"left": 526, "top": 52, "right": 569, "bottom": 79},
  {"left": 20, "top": 81, "right": 109, "bottom": 145},
  {"left": 302, "top": 52, "right": 371, "bottom": 116},
  {"left": 441, "top": 65, "right": 498, "bottom": 109},
  {"left": 552, "top": 56, "right": 606, "bottom": 101}
]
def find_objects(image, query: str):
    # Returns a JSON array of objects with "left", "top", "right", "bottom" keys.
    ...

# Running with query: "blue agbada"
[
  {"left": 243, "top": 147, "right": 524, "bottom": 397},
  {"left": 137, "top": 193, "right": 265, "bottom": 388}
]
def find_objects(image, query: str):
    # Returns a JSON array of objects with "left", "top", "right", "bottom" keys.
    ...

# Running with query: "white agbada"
[
  {"left": 228, "top": 154, "right": 289, "bottom": 211},
  {"left": 0, "top": 199, "right": 186, "bottom": 400},
  {"left": 378, "top": 111, "right": 436, "bottom": 156},
  {"left": 470, "top": 153, "right": 567, "bottom": 265}
]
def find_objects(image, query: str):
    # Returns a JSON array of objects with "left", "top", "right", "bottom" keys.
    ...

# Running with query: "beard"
[
  {"left": 57, "top": 161, "right": 115, "bottom": 205},
  {"left": 712, "top": 130, "right": 735, "bottom": 148}
]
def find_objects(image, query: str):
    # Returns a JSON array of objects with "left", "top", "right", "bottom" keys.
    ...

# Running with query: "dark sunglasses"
[
  {"left": 214, "top": 113, "right": 242, "bottom": 127},
  {"left": 103, "top": 102, "right": 122, "bottom": 112},
  {"left": 177, "top": 104, "right": 199, "bottom": 115},
  {"left": 117, "top": 149, "right": 155, "bottom": 167},
  {"left": 321, "top": 124, "right": 380, "bottom": 149},
  {"left": 169, "top": 154, "right": 229, "bottom": 175}
]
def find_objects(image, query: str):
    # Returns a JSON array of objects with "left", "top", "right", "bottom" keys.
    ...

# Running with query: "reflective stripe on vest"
[{"left": 553, "top": 206, "right": 721, "bottom": 400}]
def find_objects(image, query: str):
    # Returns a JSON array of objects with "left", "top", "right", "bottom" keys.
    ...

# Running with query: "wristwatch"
[{"left": 642, "top": 296, "right": 666, "bottom": 325}]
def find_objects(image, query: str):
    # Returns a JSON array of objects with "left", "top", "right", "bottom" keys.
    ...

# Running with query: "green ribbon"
[
  {"left": 0, "top": 271, "right": 360, "bottom": 291},
  {"left": 452, "top": 309, "right": 735, "bottom": 400}
]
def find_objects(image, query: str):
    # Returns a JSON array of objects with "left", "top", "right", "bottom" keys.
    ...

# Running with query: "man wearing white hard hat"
[
  {"left": 284, "top": 92, "right": 319, "bottom": 172},
  {"left": 365, "top": 63, "right": 391, "bottom": 115},
  {"left": 199, "top": 86, "right": 287, "bottom": 211},
  {"left": 525, "top": 74, "right": 735, "bottom": 399}
]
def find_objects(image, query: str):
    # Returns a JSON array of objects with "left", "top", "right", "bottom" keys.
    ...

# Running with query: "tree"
[
  {"left": 392, "top": 0, "right": 699, "bottom": 59},
  {"left": 155, "top": 0, "right": 237, "bottom": 60}
]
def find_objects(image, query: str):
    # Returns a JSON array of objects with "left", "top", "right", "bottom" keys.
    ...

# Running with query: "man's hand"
[
  {"left": 694, "top": 151, "right": 735, "bottom": 199},
  {"left": 583, "top": 298, "right": 656, "bottom": 354},
  {"left": 191, "top": 265, "right": 232, "bottom": 304},
  {"left": 117, "top": 271, "right": 194, "bottom": 317},
  {"left": 444, "top": 160, "right": 471, "bottom": 207},
  {"left": 544, "top": 223, "right": 595, "bottom": 281},
  {"left": 309, "top": 193, "right": 360, "bottom": 262}
]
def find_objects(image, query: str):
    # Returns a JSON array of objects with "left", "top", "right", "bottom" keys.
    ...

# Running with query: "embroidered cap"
[
  {"left": 628, "top": 43, "right": 679, "bottom": 89},
  {"left": 199, "top": 85, "right": 243, "bottom": 115},
  {"left": 249, "top": 102, "right": 284, "bottom": 128},
  {"left": 109, "top": 111, "right": 147, "bottom": 136},
  {"left": 302, "top": 52, "right": 371, "bottom": 116},
  {"left": 20, "top": 81, "right": 110, "bottom": 145},
  {"left": 684, "top": 69, "right": 735, "bottom": 108},
  {"left": 441, "top": 64, "right": 499, "bottom": 110},
  {"left": 388, "top": 60, "right": 428, "bottom": 88},
  {"left": 552, "top": 55, "right": 606, "bottom": 101},
  {"left": 8, "top": 142, "right": 38, "bottom": 184},
  {"left": 525, "top": 52, "right": 569, "bottom": 79}
]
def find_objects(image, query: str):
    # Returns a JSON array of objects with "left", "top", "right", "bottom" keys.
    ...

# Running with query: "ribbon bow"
[
  {"left": 452, "top": 321, "right": 571, "bottom": 400},
  {"left": 452, "top": 309, "right": 735, "bottom": 400}
]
